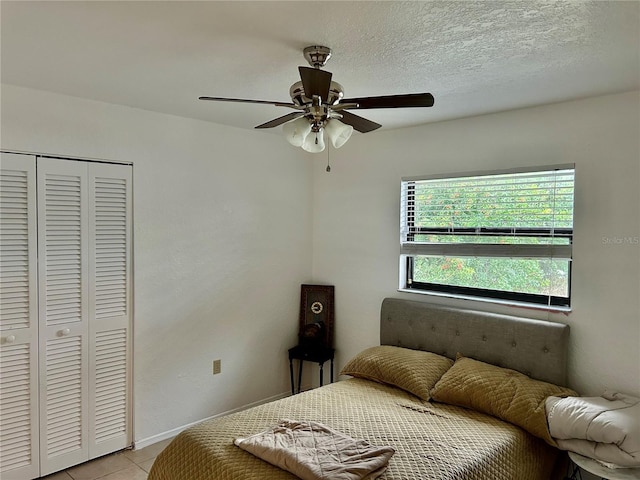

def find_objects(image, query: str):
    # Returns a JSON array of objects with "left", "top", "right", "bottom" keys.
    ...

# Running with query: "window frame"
[{"left": 399, "top": 165, "right": 575, "bottom": 309}]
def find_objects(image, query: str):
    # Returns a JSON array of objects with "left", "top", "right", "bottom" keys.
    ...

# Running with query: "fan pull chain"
[{"left": 326, "top": 143, "right": 331, "bottom": 172}]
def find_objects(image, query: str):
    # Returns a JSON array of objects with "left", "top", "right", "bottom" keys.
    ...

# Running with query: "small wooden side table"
[
  {"left": 288, "top": 345, "right": 334, "bottom": 395},
  {"left": 569, "top": 452, "right": 640, "bottom": 480}
]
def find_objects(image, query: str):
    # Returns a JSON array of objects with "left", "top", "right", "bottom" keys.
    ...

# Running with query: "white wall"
[
  {"left": 312, "top": 91, "right": 640, "bottom": 397},
  {"left": 0, "top": 84, "right": 314, "bottom": 444}
]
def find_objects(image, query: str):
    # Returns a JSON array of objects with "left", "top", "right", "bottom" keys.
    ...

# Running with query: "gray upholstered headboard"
[{"left": 380, "top": 298, "right": 570, "bottom": 386}]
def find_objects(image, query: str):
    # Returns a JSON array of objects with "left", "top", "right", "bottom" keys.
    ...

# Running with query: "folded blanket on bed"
[
  {"left": 234, "top": 419, "right": 395, "bottom": 480},
  {"left": 545, "top": 391, "right": 640, "bottom": 468}
]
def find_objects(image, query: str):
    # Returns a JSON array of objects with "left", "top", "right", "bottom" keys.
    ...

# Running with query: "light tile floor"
[{"left": 39, "top": 438, "right": 173, "bottom": 480}]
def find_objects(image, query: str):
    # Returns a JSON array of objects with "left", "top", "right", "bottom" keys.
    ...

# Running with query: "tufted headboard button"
[
  {"left": 543, "top": 347, "right": 549, "bottom": 354},
  {"left": 511, "top": 341, "right": 517, "bottom": 348}
]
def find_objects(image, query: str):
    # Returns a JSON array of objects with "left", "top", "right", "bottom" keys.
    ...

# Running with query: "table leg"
[
  {"left": 297, "top": 359, "right": 303, "bottom": 394},
  {"left": 319, "top": 362, "right": 324, "bottom": 387},
  {"left": 289, "top": 358, "right": 295, "bottom": 396},
  {"left": 330, "top": 358, "right": 334, "bottom": 383},
  {"left": 568, "top": 461, "right": 582, "bottom": 480}
]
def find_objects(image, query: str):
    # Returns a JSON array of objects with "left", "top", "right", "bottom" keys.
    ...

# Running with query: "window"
[{"left": 400, "top": 165, "right": 575, "bottom": 308}]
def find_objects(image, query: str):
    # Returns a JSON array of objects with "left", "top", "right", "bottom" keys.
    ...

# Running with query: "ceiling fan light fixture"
[
  {"left": 325, "top": 119, "right": 353, "bottom": 149},
  {"left": 302, "top": 130, "right": 326, "bottom": 153},
  {"left": 283, "top": 116, "right": 312, "bottom": 147},
  {"left": 200, "top": 45, "right": 434, "bottom": 155}
]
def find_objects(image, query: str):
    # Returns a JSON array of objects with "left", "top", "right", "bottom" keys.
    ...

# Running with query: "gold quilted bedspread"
[{"left": 148, "top": 378, "right": 561, "bottom": 480}]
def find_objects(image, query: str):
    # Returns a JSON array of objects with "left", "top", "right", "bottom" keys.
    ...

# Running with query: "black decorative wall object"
[{"left": 298, "top": 284, "right": 334, "bottom": 348}]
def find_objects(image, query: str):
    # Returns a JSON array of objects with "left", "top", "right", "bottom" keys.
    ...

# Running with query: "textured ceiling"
[{"left": 1, "top": 1, "right": 639, "bottom": 133}]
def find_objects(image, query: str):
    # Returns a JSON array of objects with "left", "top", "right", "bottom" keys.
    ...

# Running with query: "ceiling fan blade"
[
  {"left": 298, "top": 67, "right": 332, "bottom": 102},
  {"left": 255, "top": 112, "right": 305, "bottom": 129},
  {"left": 340, "top": 93, "right": 434, "bottom": 109},
  {"left": 338, "top": 111, "right": 382, "bottom": 133},
  {"left": 199, "top": 96, "right": 296, "bottom": 108}
]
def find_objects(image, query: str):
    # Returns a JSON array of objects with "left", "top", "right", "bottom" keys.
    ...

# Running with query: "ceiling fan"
[{"left": 199, "top": 46, "right": 434, "bottom": 153}]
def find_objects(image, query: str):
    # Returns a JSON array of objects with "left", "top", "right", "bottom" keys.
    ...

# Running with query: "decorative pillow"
[
  {"left": 340, "top": 345, "right": 454, "bottom": 401},
  {"left": 430, "top": 355, "right": 577, "bottom": 444}
]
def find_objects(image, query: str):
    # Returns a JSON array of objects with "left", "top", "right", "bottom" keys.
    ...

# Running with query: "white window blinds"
[{"left": 400, "top": 166, "right": 575, "bottom": 259}]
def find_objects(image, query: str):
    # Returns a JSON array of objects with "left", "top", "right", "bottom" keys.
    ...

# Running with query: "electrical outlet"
[{"left": 212, "top": 359, "right": 221, "bottom": 375}]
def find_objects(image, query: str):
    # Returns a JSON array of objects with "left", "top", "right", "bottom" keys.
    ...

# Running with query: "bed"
[{"left": 148, "top": 298, "right": 574, "bottom": 480}]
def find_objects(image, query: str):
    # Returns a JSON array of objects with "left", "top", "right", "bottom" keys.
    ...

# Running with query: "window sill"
[{"left": 397, "top": 288, "right": 572, "bottom": 314}]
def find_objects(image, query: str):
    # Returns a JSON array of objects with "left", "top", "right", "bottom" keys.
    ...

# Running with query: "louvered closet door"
[
  {"left": 37, "top": 157, "right": 90, "bottom": 476},
  {"left": 87, "top": 163, "right": 132, "bottom": 458},
  {"left": 0, "top": 153, "right": 40, "bottom": 480}
]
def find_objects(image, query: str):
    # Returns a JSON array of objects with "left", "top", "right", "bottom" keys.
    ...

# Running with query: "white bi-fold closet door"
[
  {"left": 0, "top": 153, "right": 39, "bottom": 479},
  {"left": 0, "top": 153, "right": 132, "bottom": 480}
]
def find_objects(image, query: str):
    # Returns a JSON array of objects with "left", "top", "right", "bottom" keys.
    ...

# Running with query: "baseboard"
[{"left": 133, "top": 390, "right": 290, "bottom": 450}]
